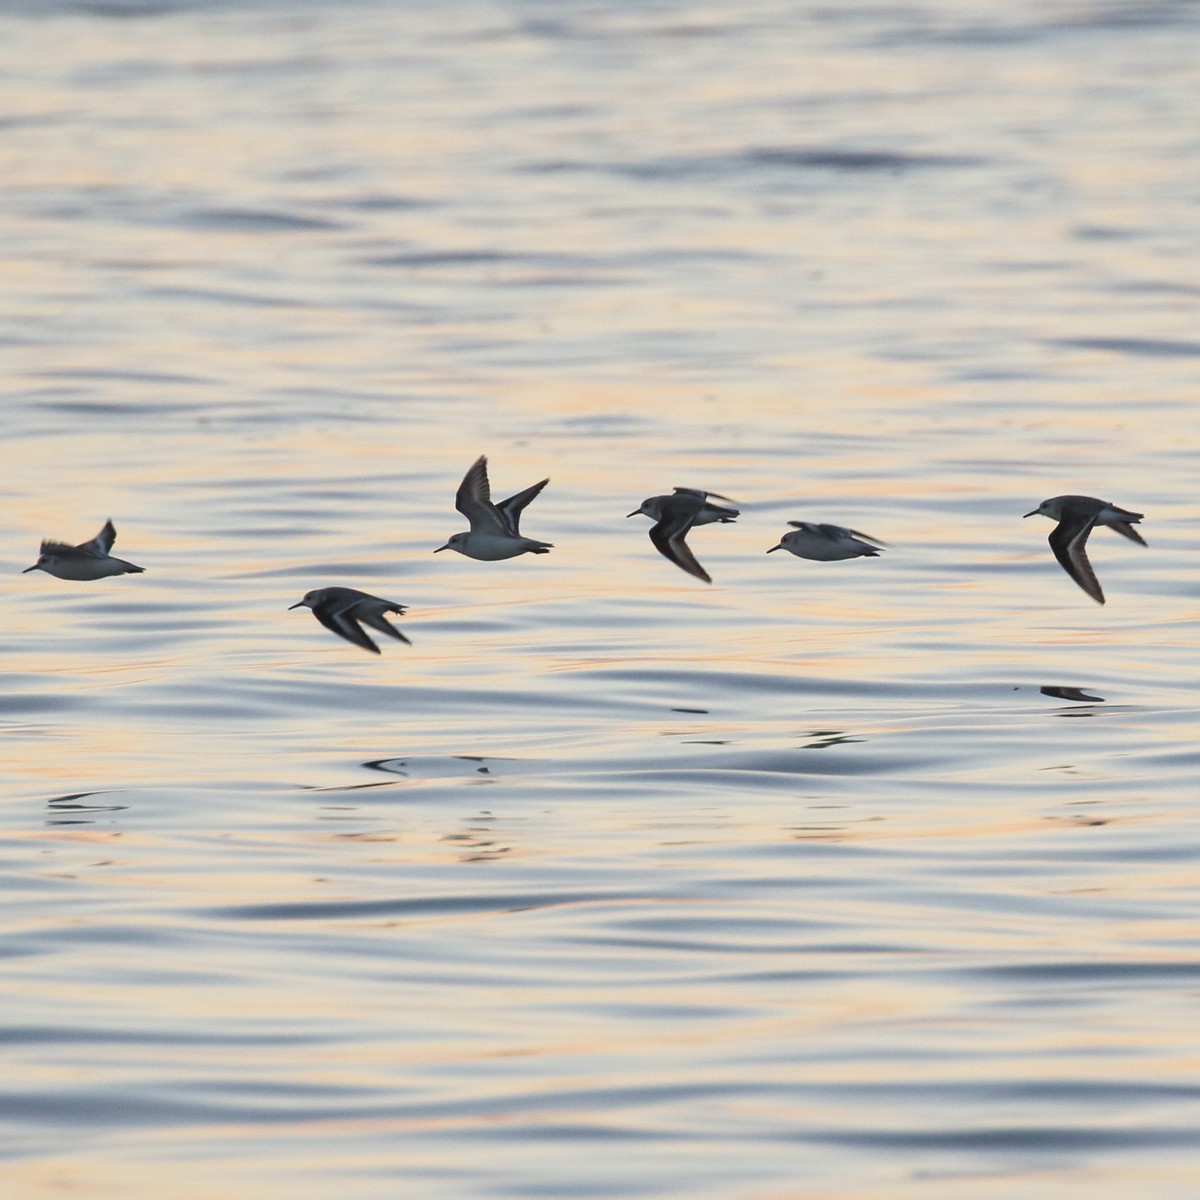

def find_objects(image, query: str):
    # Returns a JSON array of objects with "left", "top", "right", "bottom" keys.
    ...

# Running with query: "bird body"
[
  {"left": 631, "top": 487, "right": 739, "bottom": 529},
  {"left": 767, "top": 522, "right": 884, "bottom": 561},
  {"left": 290, "top": 587, "right": 410, "bottom": 654},
  {"left": 1024, "top": 494, "right": 1145, "bottom": 604},
  {"left": 436, "top": 456, "right": 552, "bottom": 560},
  {"left": 23, "top": 519, "right": 144, "bottom": 580}
]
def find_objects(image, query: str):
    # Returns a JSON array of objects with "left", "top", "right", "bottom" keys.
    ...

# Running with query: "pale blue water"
[{"left": 3, "top": 1, "right": 1200, "bottom": 1197}]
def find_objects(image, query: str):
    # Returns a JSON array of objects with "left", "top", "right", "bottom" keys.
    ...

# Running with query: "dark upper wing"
[
  {"left": 1049, "top": 517, "right": 1104, "bottom": 604},
  {"left": 649, "top": 503, "right": 710, "bottom": 583},
  {"left": 455, "top": 456, "right": 505, "bottom": 534},
  {"left": 79, "top": 519, "right": 117, "bottom": 557},
  {"left": 357, "top": 610, "right": 412, "bottom": 645},
  {"left": 313, "top": 604, "right": 381, "bottom": 653},
  {"left": 1108, "top": 520, "right": 1147, "bottom": 546},
  {"left": 840, "top": 526, "right": 887, "bottom": 547},
  {"left": 496, "top": 478, "right": 549, "bottom": 536},
  {"left": 674, "top": 487, "right": 737, "bottom": 504}
]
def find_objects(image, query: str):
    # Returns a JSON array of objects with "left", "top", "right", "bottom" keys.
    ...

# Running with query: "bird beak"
[
  {"left": 766, "top": 544, "right": 782, "bottom": 553},
  {"left": 287, "top": 601, "right": 305, "bottom": 609},
  {"left": 21, "top": 564, "right": 39, "bottom": 573},
  {"left": 433, "top": 543, "right": 450, "bottom": 553},
  {"left": 1022, "top": 510, "right": 1037, "bottom": 518},
  {"left": 625, "top": 510, "right": 639, "bottom": 518}
]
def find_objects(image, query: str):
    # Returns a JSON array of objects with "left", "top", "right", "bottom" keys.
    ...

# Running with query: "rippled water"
[{"left": 4, "top": 1, "right": 1200, "bottom": 1196}]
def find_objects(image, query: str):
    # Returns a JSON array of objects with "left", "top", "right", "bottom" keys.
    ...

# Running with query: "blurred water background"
[{"left": 2, "top": 0, "right": 1200, "bottom": 1196}]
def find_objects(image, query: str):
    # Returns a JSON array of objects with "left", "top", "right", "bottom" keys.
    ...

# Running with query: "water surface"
[{"left": 3, "top": 1, "right": 1200, "bottom": 1197}]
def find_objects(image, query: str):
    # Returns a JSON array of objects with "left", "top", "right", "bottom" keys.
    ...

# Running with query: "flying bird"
[
  {"left": 23, "top": 519, "right": 144, "bottom": 580},
  {"left": 767, "top": 522, "right": 885, "bottom": 561},
  {"left": 1024, "top": 494, "right": 1145, "bottom": 604},
  {"left": 627, "top": 487, "right": 739, "bottom": 583},
  {"left": 435, "top": 455, "right": 552, "bottom": 560},
  {"left": 290, "top": 587, "right": 411, "bottom": 654}
]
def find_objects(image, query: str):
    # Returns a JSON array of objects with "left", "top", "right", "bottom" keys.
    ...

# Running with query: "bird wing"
[
  {"left": 796, "top": 522, "right": 886, "bottom": 549},
  {"left": 674, "top": 487, "right": 737, "bottom": 504},
  {"left": 358, "top": 609, "right": 412, "bottom": 645},
  {"left": 842, "top": 526, "right": 887, "bottom": 547},
  {"left": 314, "top": 603, "right": 381, "bottom": 653},
  {"left": 454, "top": 456, "right": 507, "bottom": 535},
  {"left": 1108, "top": 520, "right": 1147, "bottom": 547},
  {"left": 1049, "top": 516, "right": 1104, "bottom": 604},
  {"left": 496, "top": 478, "right": 549, "bottom": 536},
  {"left": 79, "top": 519, "right": 117, "bottom": 557},
  {"left": 649, "top": 503, "right": 710, "bottom": 583}
]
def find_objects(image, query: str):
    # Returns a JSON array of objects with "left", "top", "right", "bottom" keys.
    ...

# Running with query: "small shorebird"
[
  {"left": 767, "top": 522, "right": 885, "bottom": 561},
  {"left": 23, "top": 519, "right": 144, "bottom": 580},
  {"left": 627, "top": 487, "right": 739, "bottom": 583},
  {"left": 1024, "top": 494, "right": 1145, "bottom": 604},
  {"left": 435, "top": 455, "right": 552, "bottom": 560},
  {"left": 289, "top": 587, "right": 411, "bottom": 654}
]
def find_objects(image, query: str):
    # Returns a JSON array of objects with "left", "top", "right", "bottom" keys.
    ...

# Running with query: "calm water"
[{"left": 3, "top": 1, "right": 1200, "bottom": 1196}]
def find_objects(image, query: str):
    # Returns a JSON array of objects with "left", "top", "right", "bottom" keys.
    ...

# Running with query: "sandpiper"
[
  {"left": 627, "top": 487, "right": 739, "bottom": 583},
  {"left": 1024, "top": 494, "right": 1145, "bottom": 604},
  {"left": 435, "top": 455, "right": 552, "bottom": 560},
  {"left": 289, "top": 587, "right": 411, "bottom": 654},
  {"left": 767, "top": 522, "right": 885, "bottom": 561},
  {"left": 23, "top": 519, "right": 144, "bottom": 580}
]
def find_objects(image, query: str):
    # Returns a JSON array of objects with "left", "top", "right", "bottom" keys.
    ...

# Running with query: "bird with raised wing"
[
  {"left": 435, "top": 455, "right": 552, "bottom": 560},
  {"left": 23, "top": 519, "right": 144, "bottom": 580}
]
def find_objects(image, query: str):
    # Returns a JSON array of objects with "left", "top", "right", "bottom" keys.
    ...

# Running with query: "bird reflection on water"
[
  {"left": 802, "top": 730, "right": 866, "bottom": 749},
  {"left": 1040, "top": 686, "right": 1106, "bottom": 703},
  {"left": 362, "top": 755, "right": 507, "bottom": 780}
]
